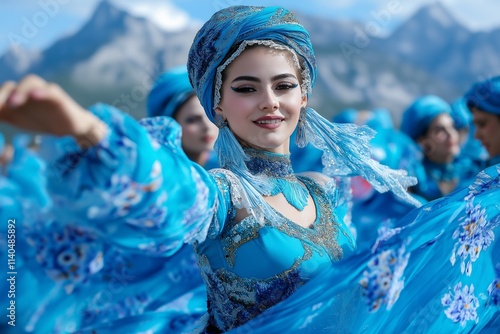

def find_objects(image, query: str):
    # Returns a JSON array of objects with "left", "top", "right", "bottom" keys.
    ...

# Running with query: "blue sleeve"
[{"left": 37, "top": 104, "right": 218, "bottom": 256}]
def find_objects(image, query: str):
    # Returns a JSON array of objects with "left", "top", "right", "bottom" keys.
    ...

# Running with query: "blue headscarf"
[
  {"left": 147, "top": 66, "right": 195, "bottom": 118},
  {"left": 332, "top": 108, "right": 358, "bottom": 124},
  {"left": 464, "top": 76, "right": 500, "bottom": 115},
  {"left": 185, "top": 6, "right": 420, "bottom": 223},
  {"left": 450, "top": 98, "right": 472, "bottom": 130},
  {"left": 369, "top": 108, "right": 394, "bottom": 130},
  {"left": 187, "top": 6, "right": 316, "bottom": 122},
  {"left": 400, "top": 95, "right": 451, "bottom": 140}
]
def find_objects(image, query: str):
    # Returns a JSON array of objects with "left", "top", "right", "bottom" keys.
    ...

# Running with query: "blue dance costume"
[{"left": 2, "top": 6, "right": 499, "bottom": 334}]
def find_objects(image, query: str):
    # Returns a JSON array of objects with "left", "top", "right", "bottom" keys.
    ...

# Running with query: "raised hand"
[{"left": 0, "top": 75, "right": 107, "bottom": 148}]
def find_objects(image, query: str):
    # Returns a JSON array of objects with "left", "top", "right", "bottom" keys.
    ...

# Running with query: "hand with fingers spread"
[{"left": 0, "top": 75, "right": 107, "bottom": 148}]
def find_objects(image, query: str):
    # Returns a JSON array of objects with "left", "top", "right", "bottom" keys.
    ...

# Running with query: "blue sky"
[{"left": 1, "top": 0, "right": 500, "bottom": 54}]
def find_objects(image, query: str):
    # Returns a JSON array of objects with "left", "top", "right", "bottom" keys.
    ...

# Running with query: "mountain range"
[{"left": 1, "top": 0, "right": 500, "bottom": 129}]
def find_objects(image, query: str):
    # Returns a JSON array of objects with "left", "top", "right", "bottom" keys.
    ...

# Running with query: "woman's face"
[
  {"left": 418, "top": 113, "right": 460, "bottom": 163},
  {"left": 175, "top": 95, "right": 218, "bottom": 158},
  {"left": 472, "top": 108, "right": 500, "bottom": 158},
  {"left": 216, "top": 46, "right": 307, "bottom": 154}
]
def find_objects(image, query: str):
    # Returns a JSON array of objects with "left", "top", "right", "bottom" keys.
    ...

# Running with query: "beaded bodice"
[{"left": 194, "top": 150, "right": 354, "bottom": 332}]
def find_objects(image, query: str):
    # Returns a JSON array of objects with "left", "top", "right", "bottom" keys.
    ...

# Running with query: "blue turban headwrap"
[
  {"left": 450, "top": 98, "right": 472, "bottom": 130},
  {"left": 185, "top": 6, "right": 420, "bottom": 223},
  {"left": 147, "top": 66, "right": 195, "bottom": 118},
  {"left": 332, "top": 108, "right": 358, "bottom": 124},
  {"left": 464, "top": 76, "right": 500, "bottom": 115},
  {"left": 400, "top": 95, "right": 451, "bottom": 140},
  {"left": 187, "top": 6, "right": 316, "bottom": 122},
  {"left": 369, "top": 108, "right": 394, "bottom": 130}
]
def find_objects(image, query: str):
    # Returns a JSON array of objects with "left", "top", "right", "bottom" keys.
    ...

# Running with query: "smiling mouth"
[{"left": 254, "top": 119, "right": 283, "bottom": 124}]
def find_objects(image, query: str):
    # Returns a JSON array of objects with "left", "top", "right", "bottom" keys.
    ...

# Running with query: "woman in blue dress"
[
  {"left": 148, "top": 66, "right": 219, "bottom": 169},
  {"left": 465, "top": 76, "right": 500, "bottom": 168},
  {"left": 400, "top": 95, "right": 478, "bottom": 201},
  {"left": 0, "top": 5, "right": 498, "bottom": 333}
]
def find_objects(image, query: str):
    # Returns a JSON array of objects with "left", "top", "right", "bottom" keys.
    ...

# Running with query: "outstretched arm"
[{"left": 0, "top": 75, "right": 218, "bottom": 255}]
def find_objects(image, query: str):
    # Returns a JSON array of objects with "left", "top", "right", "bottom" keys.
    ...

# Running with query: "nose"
[
  {"left": 201, "top": 114, "right": 214, "bottom": 130},
  {"left": 444, "top": 126, "right": 458, "bottom": 141},
  {"left": 259, "top": 88, "right": 279, "bottom": 111}
]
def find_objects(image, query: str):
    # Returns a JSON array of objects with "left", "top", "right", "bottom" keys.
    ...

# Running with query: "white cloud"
[
  {"left": 113, "top": 0, "right": 191, "bottom": 31},
  {"left": 440, "top": 0, "right": 500, "bottom": 31}
]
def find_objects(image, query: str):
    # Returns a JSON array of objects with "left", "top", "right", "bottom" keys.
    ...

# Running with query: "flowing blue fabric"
[
  {"left": 227, "top": 164, "right": 500, "bottom": 333},
  {"left": 5, "top": 94, "right": 499, "bottom": 333},
  {"left": 5, "top": 5, "right": 500, "bottom": 334},
  {"left": 464, "top": 76, "right": 500, "bottom": 115},
  {"left": 0, "top": 109, "right": 214, "bottom": 333},
  {"left": 146, "top": 66, "right": 195, "bottom": 118},
  {"left": 400, "top": 95, "right": 452, "bottom": 140}
]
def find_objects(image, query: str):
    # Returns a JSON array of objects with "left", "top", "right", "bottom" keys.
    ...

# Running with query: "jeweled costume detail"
[{"left": 195, "top": 148, "right": 353, "bottom": 331}]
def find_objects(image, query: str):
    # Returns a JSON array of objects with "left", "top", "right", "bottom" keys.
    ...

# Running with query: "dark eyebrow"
[
  {"left": 232, "top": 76, "right": 260, "bottom": 83},
  {"left": 231, "top": 73, "right": 297, "bottom": 84}
]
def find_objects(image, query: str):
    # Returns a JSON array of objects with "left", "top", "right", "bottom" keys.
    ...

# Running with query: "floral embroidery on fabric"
[
  {"left": 25, "top": 221, "right": 103, "bottom": 293},
  {"left": 465, "top": 165, "right": 500, "bottom": 200},
  {"left": 441, "top": 283, "right": 479, "bottom": 326},
  {"left": 94, "top": 107, "right": 137, "bottom": 165},
  {"left": 87, "top": 161, "right": 163, "bottom": 220},
  {"left": 125, "top": 191, "right": 168, "bottom": 229},
  {"left": 450, "top": 199, "right": 497, "bottom": 276},
  {"left": 82, "top": 292, "right": 151, "bottom": 326},
  {"left": 487, "top": 264, "right": 500, "bottom": 306},
  {"left": 359, "top": 244, "right": 410, "bottom": 312},
  {"left": 182, "top": 167, "right": 215, "bottom": 244},
  {"left": 138, "top": 116, "right": 183, "bottom": 152}
]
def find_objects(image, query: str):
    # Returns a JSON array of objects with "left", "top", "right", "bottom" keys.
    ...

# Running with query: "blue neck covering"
[
  {"left": 400, "top": 95, "right": 452, "bottom": 140},
  {"left": 464, "top": 76, "right": 500, "bottom": 115},
  {"left": 186, "top": 6, "right": 420, "bottom": 223},
  {"left": 147, "top": 66, "right": 195, "bottom": 118},
  {"left": 423, "top": 158, "right": 457, "bottom": 182}
]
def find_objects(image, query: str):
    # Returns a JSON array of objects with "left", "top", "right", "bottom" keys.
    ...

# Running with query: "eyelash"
[{"left": 231, "top": 83, "right": 298, "bottom": 93}]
